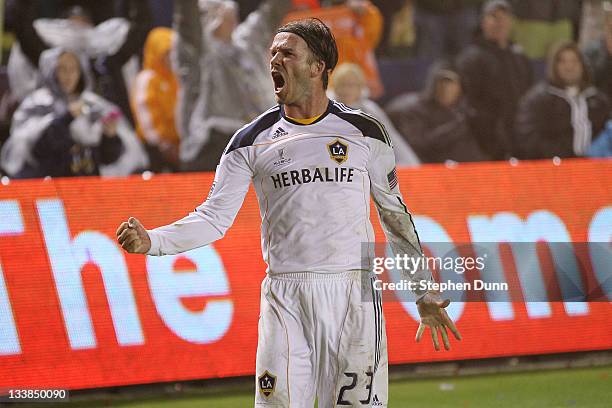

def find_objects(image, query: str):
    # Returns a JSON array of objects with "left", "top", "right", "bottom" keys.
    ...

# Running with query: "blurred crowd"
[{"left": 0, "top": 0, "right": 610, "bottom": 179}]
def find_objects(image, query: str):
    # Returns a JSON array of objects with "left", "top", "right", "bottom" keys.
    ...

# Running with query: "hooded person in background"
[
  {"left": 174, "top": 0, "right": 291, "bottom": 171},
  {"left": 1, "top": 48, "right": 148, "bottom": 178},
  {"left": 328, "top": 63, "right": 420, "bottom": 166},
  {"left": 132, "top": 27, "right": 180, "bottom": 172},
  {"left": 386, "top": 62, "right": 488, "bottom": 163},
  {"left": 515, "top": 41, "right": 610, "bottom": 159}
]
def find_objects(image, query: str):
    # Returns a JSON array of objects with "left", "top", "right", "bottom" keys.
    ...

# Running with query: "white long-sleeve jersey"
[{"left": 147, "top": 100, "right": 430, "bottom": 292}]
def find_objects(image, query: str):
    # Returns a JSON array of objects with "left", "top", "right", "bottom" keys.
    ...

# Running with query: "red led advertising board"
[{"left": 0, "top": 159, "right": 610, "bottom": 389}]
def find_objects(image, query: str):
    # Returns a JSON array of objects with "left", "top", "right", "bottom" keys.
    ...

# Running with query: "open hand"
[{"left": 415, "top": 291, "right": 461, "bottom": 351}]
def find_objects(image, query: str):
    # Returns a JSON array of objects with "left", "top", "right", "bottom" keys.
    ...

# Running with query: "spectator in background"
[
  {"left": 515, "top": 42, "right": 610, "bottom": 159},
  {"left": 0, "top": 48, "right": 148, "bottom": 178},
  {"left": 285, "top": 0, "right": 385, "bottom": 97},
  {"left": 456, "top": 0, "right": 533, "bottom": 160},
  {"left": 5, "top": 0, "right": 152, "bottom": 124},
  {"left": 174, "top": 0, "right": 291, "bottom": 171},
  {"left": 510, "top": 0, "right": 581, "bottom": 59},
  {"left": 329, "top": 63, "right": 420, "bottom": 166},
  {"left": 386, "top": 62, "right": 488, "bottom": 163},
  {"left": 579, "top": 0, "right": 609, "bottom": 48},
  {"left": 132, "top": 27, "right": 179, "bottom": 173},
  {"left": 583, "top": 3, "right": 612, "bottom": 102},
  {"left": 413, "top": 0, "right": 483, "bottom": 59}
]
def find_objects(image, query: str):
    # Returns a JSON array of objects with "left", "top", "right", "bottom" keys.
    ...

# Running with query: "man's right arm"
[
  {"left": 148, "top": 145, "right": 252, "bottom": 256},
  {"left": 117, "top": 143, "right": 253, "bottom": 256}
]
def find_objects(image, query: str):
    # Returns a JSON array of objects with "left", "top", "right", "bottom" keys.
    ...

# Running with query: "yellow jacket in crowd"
[{"left": 132, "top": 27, "right": 179, "bottom": 152}]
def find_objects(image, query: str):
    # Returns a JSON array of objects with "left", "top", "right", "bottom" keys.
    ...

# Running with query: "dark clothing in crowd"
[
  {"left": 387, "top": 94, "right": 488, "bottom": 163},
  {"left": 583, "top": 39, "right": 612, "bottom": 103},
  {"left": 92, "top": 1, "right": 152, "bottom": 125},
  {"left": 386, "top": 63, "right": 488, "bottom": 163},
  {"left": 30, "top": 112, "right": 123, "bottom": 177},
  {"left": 414, "top": 0, "right": 482, "bottom": 58},
  {"left": 371, "top": 0, "right": 407, "bottom": 56},
  {"left": 5, "top": 0, "right": 46, "bottom": 68},
  {"left": 515, "top": 83, "right": 610, "bottom": 159},
  {"left": 456, "top": 37, "right": 533, "bottom": 159}
]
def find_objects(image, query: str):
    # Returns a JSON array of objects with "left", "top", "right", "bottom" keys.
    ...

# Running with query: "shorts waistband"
[{"left": 267, "top": 270, "right": 366, "bottom": 281}]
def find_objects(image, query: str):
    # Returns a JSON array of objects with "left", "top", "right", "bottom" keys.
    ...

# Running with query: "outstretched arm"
[
  {"left": 367, "top": 135, "right": 428, "bottom": 292},
  {"left": 117, "top": 139, "right": 253, "bottom": 255}
]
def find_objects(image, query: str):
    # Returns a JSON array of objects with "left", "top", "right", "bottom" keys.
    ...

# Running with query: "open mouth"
[{"left": 271, "top": 71, "right": 285, "bottom": 94}]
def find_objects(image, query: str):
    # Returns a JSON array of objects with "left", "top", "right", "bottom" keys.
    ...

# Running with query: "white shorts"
[{"left": 255, "top": 271, "right": 388, "bottom": 408}]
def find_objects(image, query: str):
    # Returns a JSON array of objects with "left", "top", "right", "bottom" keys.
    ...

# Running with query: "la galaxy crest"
[
  {"left": 258, "top": 370, "right": 276, "bottom": 398},
  {"left": 327, "top": 139, "right": 348, "bottom": 165}
]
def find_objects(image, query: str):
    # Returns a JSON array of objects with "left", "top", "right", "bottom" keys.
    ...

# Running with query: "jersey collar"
[{"left": 280, "top": 99, "right": 333, "bottom": 126}]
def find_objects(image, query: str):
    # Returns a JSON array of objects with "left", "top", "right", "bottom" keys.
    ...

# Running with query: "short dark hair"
[{"left": 277, "top": 18, "right": 339, "bottom": 89}]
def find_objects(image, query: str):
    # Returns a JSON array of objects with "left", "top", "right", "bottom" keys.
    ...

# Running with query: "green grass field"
[{"left": 61, "top": 366, "right": 611, "bottom": 408}]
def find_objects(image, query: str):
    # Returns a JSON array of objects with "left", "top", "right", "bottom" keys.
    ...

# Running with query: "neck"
[{"left": 283, "top": 89, "right": 329, "bottom": 119}]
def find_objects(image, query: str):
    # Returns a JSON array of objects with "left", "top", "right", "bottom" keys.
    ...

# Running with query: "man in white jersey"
[{"left": 117, "top": 18, "right": 461, "bottom": 408}]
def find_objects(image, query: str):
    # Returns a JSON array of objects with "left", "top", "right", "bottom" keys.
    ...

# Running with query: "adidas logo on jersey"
[
  {"left": 272, "top": 127, "right": 288, "bottom": 139},
  {"left": 372, "top": 394, "right": 383, "bottom": 406}
]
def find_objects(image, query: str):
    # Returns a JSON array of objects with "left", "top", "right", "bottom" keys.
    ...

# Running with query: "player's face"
[
  {"left": 556, "top": 49, "right": 584, "bottom": 87},
  {"left": 270, "top": 32, "right": 316, "bottom": 105}
]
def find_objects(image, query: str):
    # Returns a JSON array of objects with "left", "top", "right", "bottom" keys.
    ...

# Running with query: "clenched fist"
[{"left": 116, "top": 217, "right": 151, "bottom": 254}]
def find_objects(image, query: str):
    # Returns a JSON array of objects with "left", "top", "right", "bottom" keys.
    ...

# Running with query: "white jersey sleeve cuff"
[{"left": 146, "top": 230, "right": 162, "bottom": 256}]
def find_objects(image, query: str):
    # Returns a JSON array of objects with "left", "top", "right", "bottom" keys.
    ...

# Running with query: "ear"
[{"left": 310, "top": 60, "right": 325, "bottom": 79}]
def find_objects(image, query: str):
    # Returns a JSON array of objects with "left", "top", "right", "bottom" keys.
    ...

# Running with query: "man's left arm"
[{"left": 367, "top": 132, "right": 461, "bottom": 351}]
